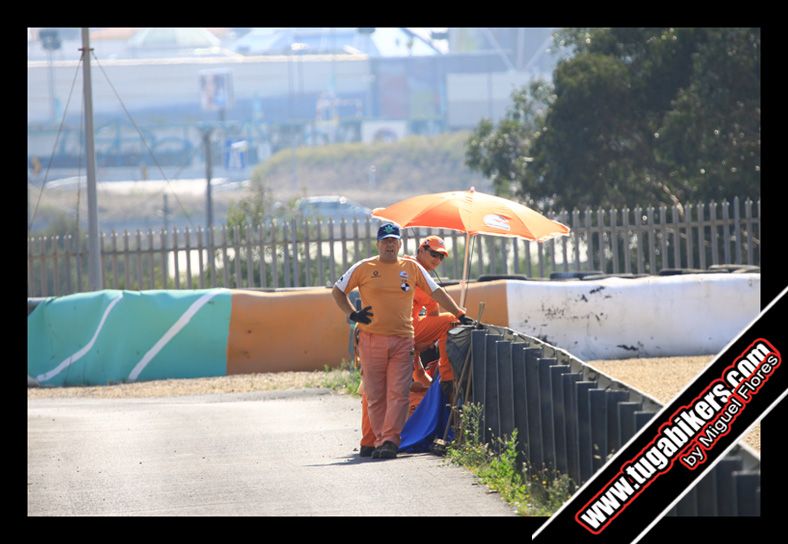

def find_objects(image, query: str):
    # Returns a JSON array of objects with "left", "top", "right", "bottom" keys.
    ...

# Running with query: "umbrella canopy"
[
  {"left": 371, "top": 187, "right": 570, "bottom": 307},
  {"left": 371, "top": 187, "right": 569, "bottom": 241}
]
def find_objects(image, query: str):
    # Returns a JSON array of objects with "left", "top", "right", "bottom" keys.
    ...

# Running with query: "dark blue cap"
[{"left": 377, "top": 222, "right": 401, "bottom": 240}]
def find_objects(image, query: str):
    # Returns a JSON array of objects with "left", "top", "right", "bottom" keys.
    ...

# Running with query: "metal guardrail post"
[
  {"left": 512, "top": 343, "right": 529, "bottom": 464},
  {"left": 733, "top": 472, "right": 760, "bottom": 516},
  {"left": 484, "top": 334, "right": 501, "bottom": 445},
  {"left": 471, "top": 329, "right": 487, "bottom": 407},
  {"left": 562, "top": 372, "right": 582, "bottom": 483},
  {"left": 524, "top": 347, "right": 544, "bottom": 469},
  {"left": 618, "top": 401, "right": 642, "bottom": 445},
  {"left": 715, "top": 458, "right": 743, "bottom": 516},
  {"left": 633, "top": 411, "right": 656, "bottom": 430},
  {"left": 496, "top": 340, "right": 515, "bottom": 442},
  {"left": 550, "top": 364, "right": 571, "bottom": 474},
  {"left": 605, "top": 390, "right": 630, "bottom": 458},
  {"left": 538, "top": 357, "right": 558, "bottom": 470},
  {"left": 696, "top": 469, "right": 718, "bottom": 516},
  {"left": 589, "top": 388, "right": 607, "bottom": 473},
  {"left": 576, "top": 381, "right": 595, "bottom": 483}
]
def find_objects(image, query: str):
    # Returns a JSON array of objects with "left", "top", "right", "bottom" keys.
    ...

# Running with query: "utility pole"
[
  {"left": 162, "top": 192, "right": 169, "bottom": 283},
  {"left": 201, "top": 126, "right": 216, "bottom": 285},
  {"left": 202, "top": 127, "right": 214, "bottom": 231},
  {"left": 81, "top": 28, "right": 102, "bottom": 291},
  {"left": 162, "top": 193, "right": 169, "bottom": 232}
]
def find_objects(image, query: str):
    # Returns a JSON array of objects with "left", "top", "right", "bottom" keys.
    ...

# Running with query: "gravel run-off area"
[
  {"left": 588, "top": 355, "right": 760, "bottom": 453},
  {"left": 28, "top": 355, "right": 759, "bottom": 452}
]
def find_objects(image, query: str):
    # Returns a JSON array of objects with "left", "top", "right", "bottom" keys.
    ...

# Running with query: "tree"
[
  {"left": 654, "top": 28, "right": 760, "bottom": 204},
  {"left": 466, "top": 28, "right": 761, "bottom": 210},
  {"left": 465, "top": 80, "right": 553, "bottom": 203}
]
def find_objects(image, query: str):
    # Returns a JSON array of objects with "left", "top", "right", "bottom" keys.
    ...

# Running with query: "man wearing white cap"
[{"left": 332, "top": 223, "right": 465, "bottom": 459}]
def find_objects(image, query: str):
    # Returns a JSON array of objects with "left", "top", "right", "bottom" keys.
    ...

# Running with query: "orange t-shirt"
[
  {"left": 402, "top": 255, "right": 439, "bottom": 320},
  {"left": 411, "top": 284, "right": 438, "bottom": 321},
  {"left": 335, "top": 256, "right": 438, "bottom": 337}
]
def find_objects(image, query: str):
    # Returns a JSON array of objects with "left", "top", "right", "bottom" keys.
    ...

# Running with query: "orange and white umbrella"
[{"left": 372, "top": 187, "right": 570, "bottom": 306}]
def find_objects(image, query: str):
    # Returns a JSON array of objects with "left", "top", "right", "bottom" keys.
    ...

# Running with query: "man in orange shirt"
[
  {"left": 355, "top": 234, "right": 473, "bottom": 456},
  {"left": 333, "top": 223, "right": 466, "bottom": 460},
  {"left": 410, "top": 236, "right": 472, "bottom": 394}
]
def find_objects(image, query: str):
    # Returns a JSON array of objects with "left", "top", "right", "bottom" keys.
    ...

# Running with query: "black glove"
[
  {"left": 349, "top": 306, "right": 374, "bottom": 325},
  {"left": 457, "top": 314, "right": 474, "bottom": 326}
]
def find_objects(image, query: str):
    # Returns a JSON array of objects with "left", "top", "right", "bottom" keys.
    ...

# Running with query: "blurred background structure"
[
  {"left": 27, "top": 27, "right": 563, "bottom": 185},
  {"left": 26, "top": 27, "right": 761, "bottom": 304}
]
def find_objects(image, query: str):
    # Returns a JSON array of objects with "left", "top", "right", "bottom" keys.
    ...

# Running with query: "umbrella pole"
[{"left": 460, "top": 232, "right": 470, "bottom": 309}]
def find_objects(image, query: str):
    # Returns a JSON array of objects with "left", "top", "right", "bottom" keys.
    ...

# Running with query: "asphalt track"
[{"left": 27, "top": 389, "right": 516, "bottom": 516}]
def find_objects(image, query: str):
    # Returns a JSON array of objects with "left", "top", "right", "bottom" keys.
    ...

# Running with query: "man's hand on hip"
[{"left": 349, "top": 306, "right": 374, "bottom": 324}]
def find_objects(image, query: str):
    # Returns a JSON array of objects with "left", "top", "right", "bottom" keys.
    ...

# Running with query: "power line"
[
  {"left": 28, "top": 59, "right": 84, "bottom": 233},
  {"left": 132, "top": 142, "right": 204, "bottom": 221},
  {"left": 90, "top": 51, "right": 195, "bottom": 229}
]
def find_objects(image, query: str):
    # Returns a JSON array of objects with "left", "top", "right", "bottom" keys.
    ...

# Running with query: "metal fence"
[
  {"left": 27, "top": 197, "right": 760, "bottom": 297},
  {"left": 457, "top": 324, "right": 760, "bottom": 517}
]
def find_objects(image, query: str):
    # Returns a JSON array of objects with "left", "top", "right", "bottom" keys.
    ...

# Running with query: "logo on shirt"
[
  {"left": 372, "top": 270, "right": 380, "bottom": 278},
  {"left": 399, "top": 271, "right": 409, "bottom": 279},
  {"left": 401, "top": 282, "right": 411, "bottom": 292}
]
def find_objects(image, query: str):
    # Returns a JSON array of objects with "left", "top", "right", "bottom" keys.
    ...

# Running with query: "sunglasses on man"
[{"left": 425, "top": 248, "right": 445, "bottom": 260}]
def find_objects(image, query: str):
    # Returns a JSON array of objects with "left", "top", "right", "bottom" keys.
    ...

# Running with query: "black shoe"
[
  {"left": 371, "top": 441, "right": 398, "bottom": 459},
  {"left": 359, "top": 445, "right": 375, "bottom": 458}
]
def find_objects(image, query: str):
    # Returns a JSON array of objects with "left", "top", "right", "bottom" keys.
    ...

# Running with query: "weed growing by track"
[
  {"left": 321, "top": 359, "right": 361, "bottom": 396},
  {"left": 446, "top": 402, "right": 574, "bottom": 516}
]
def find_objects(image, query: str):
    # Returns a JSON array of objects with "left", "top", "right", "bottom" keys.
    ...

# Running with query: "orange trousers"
[
  {"left": 360, "top": 361, "right": 436, "bottom": 447},
  {"left": 357, "top": 330, "right": 414, "bottom": 448},
  {"left": 360, "top": 313, "right": 456, "bottom": 448}
]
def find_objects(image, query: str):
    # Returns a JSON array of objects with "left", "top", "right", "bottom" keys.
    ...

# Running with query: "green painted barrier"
[{"left": 28, "top": 289, "right": 232, "bottom": 386}]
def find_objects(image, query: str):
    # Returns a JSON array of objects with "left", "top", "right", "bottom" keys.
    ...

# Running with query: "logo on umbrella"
[
  {"left": 371, "top": 187, "right": 570, "bottom": 307},
  {"left": 483, "top": 214, "right": 511, "bottom": 231}
]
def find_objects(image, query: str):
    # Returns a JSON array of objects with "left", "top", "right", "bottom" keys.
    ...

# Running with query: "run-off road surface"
[
  {"left": 27, "top": 389, "right": 517, "bottom": 516},
  {"left": 28, "top": 355, "right": 760, "bottom": 452},
  {"left": 27, "top": 355, "right": 760, "bottom": 516}
]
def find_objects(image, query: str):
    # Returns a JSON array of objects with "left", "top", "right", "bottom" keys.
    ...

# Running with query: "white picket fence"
[{"left": 28, "top": 197, "right": 760, "bottom": 297}]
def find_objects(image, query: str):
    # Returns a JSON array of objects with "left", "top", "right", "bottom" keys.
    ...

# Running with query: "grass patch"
[
  {"left": 320, "top": 359, "right": 361, "bottom": 396},
  {"left": 446, "top": 402, "right": 575, "bottom": 516}
]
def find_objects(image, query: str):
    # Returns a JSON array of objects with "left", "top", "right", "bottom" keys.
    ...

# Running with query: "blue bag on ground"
[{"left": 399, "top": 374, "right": 454, "bottom": 452}]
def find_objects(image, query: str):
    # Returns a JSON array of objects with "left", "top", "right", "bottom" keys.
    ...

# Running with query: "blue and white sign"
[{"left": 224, "top": 139, "right": 248, "bottom": 169}]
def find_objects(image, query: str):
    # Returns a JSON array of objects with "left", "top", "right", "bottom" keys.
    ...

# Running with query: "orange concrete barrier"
[
  {"left": 227, "top": 288, "right": 349, "bottom": 373},
  {"left": 226, "top": 281, "right": 509, "bottom": 374}
]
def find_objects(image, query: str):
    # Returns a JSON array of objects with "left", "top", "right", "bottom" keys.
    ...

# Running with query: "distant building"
[
  {"left": 27, "top": 28, "right": 564, "bottom": 179},
  {"left": 448, "top": 28, "right": 559, "bottom": 75}
]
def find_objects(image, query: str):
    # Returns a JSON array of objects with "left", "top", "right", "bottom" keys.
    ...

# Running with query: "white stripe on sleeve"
[
  {"left": 334, "top": 257, "right": 375, "bottom": 292},
  {"left": 414, "top": 261, "right": 440, "bottom": 292}
]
